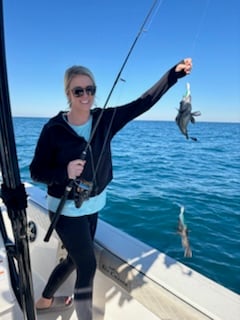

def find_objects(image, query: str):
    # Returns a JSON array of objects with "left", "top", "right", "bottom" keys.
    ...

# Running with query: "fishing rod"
[
  {"left": 0, "top": 0, "right": 36, "bottom": 319},
  {"left": 44, "top": 0, "right": 161, "bottom": 242},
  {"left": 82, "top": 0, "right": 160, "bottom": 157}
]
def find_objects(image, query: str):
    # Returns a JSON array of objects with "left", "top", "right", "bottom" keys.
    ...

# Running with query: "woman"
[{"left": 30, "top": 58, "right": 192, "bottom": 319}]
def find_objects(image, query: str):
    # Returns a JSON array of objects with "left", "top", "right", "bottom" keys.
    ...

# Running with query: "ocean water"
[{"left": 13, "top": 117, "right": 240, "bottom": 294}]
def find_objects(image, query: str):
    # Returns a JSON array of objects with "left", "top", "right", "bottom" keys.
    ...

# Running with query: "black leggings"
[{"left": 42, "top": 212, "right": 98, "bottom": 302}]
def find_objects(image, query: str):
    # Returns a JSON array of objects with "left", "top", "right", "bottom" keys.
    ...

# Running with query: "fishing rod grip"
[
  {"left": 45, "top": 152, "right": 86, "bottom": 242},
  {"left": 44, "top": 180, "right": 74, "bottom": 242}
]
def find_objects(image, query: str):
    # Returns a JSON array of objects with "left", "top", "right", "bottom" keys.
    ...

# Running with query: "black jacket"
[{"left": 30, "top": 63, "right": 185, "bottom": 199}]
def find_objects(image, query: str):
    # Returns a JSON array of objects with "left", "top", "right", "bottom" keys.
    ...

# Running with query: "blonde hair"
[{"left": 64, "top": 65, "right": 96, "bottom": 104}]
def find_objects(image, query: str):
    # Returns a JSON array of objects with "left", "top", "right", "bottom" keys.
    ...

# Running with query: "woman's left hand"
[{"left": 175, "top": 58, "right": 192, "bottom": 74}]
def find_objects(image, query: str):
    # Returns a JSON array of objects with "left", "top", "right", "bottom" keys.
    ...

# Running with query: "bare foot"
[{"left": 36, "top": 297, "right": 53, "bottom": 309}]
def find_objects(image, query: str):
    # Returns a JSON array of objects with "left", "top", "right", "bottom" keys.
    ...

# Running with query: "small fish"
[
  {"left": 177, "top": 206, "right": 192, "bottom": 258},
  {"left": 175, "top": 83, "right": 201, "bottom": 141}
]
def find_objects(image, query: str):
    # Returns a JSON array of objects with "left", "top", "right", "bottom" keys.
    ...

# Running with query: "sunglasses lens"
[
  {"left": 73, "top": 88, "right": 84, "bottom": 97},
  {"left": 72, "top": 86, "right": 96, "bottom": 97},
  {"left": 85, "top": 86, "right": 96, "bottom": 96}
]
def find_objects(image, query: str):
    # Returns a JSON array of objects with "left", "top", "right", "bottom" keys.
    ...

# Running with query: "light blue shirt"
[{"left": 47, "top": 114, "right": 106, "bottom": 217}]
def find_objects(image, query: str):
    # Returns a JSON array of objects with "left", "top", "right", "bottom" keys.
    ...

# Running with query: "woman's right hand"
[{"left": 67, "top": 159, "right": 86, "bottom": 179}]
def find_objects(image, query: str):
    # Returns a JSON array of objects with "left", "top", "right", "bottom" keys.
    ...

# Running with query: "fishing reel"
[{"left": 73, "top": 178, "right": 93, "bottom": 208}]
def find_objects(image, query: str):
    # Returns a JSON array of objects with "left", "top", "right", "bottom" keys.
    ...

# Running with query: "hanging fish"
[
  {"left": 175, "top": 83, "right": 201, "bottom": 141},
  {"left": 177, "top": 206, "right": 192, "bottom": 258}
]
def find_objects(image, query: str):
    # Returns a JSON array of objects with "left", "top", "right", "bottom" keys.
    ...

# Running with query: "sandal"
[{"left": 36, "top": 296, "right": 73, "bottom": 314}]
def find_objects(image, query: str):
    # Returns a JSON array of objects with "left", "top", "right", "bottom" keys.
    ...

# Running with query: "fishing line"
[
  {"left": 143, "top": 0, "right": 164, "bottom": 32},
  {"left": 107, "top": 78, "right": 126, "bottom": 109},
  {"left": 190, "top": 0, "right": 211, "bottom": 56}
]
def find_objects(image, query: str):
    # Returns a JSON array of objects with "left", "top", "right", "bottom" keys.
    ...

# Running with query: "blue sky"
[{"left": 3, "top": 0, "right": 240, "bottom": 122}]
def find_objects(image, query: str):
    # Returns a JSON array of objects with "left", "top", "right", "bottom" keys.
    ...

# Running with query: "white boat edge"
[{"left": 0, "top": 182, "right": 239, "bottom": 320}]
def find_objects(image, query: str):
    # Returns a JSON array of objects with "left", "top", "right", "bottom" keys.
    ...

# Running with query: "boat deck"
[{"left": 1, "top": 184, "right": 240, "bottom": 319}]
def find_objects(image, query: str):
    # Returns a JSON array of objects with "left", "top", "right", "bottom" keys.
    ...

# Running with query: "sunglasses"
[{"left": 71, "top": 85, "right": 96, "bottom": 97}]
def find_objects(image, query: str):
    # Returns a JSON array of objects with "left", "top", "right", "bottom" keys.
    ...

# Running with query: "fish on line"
[
  {"left": 175, "top": 82, "right": 201, "bottom": 141},
  {"left": 177, "top": 206, "right": 193, "bottom": 258}
]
